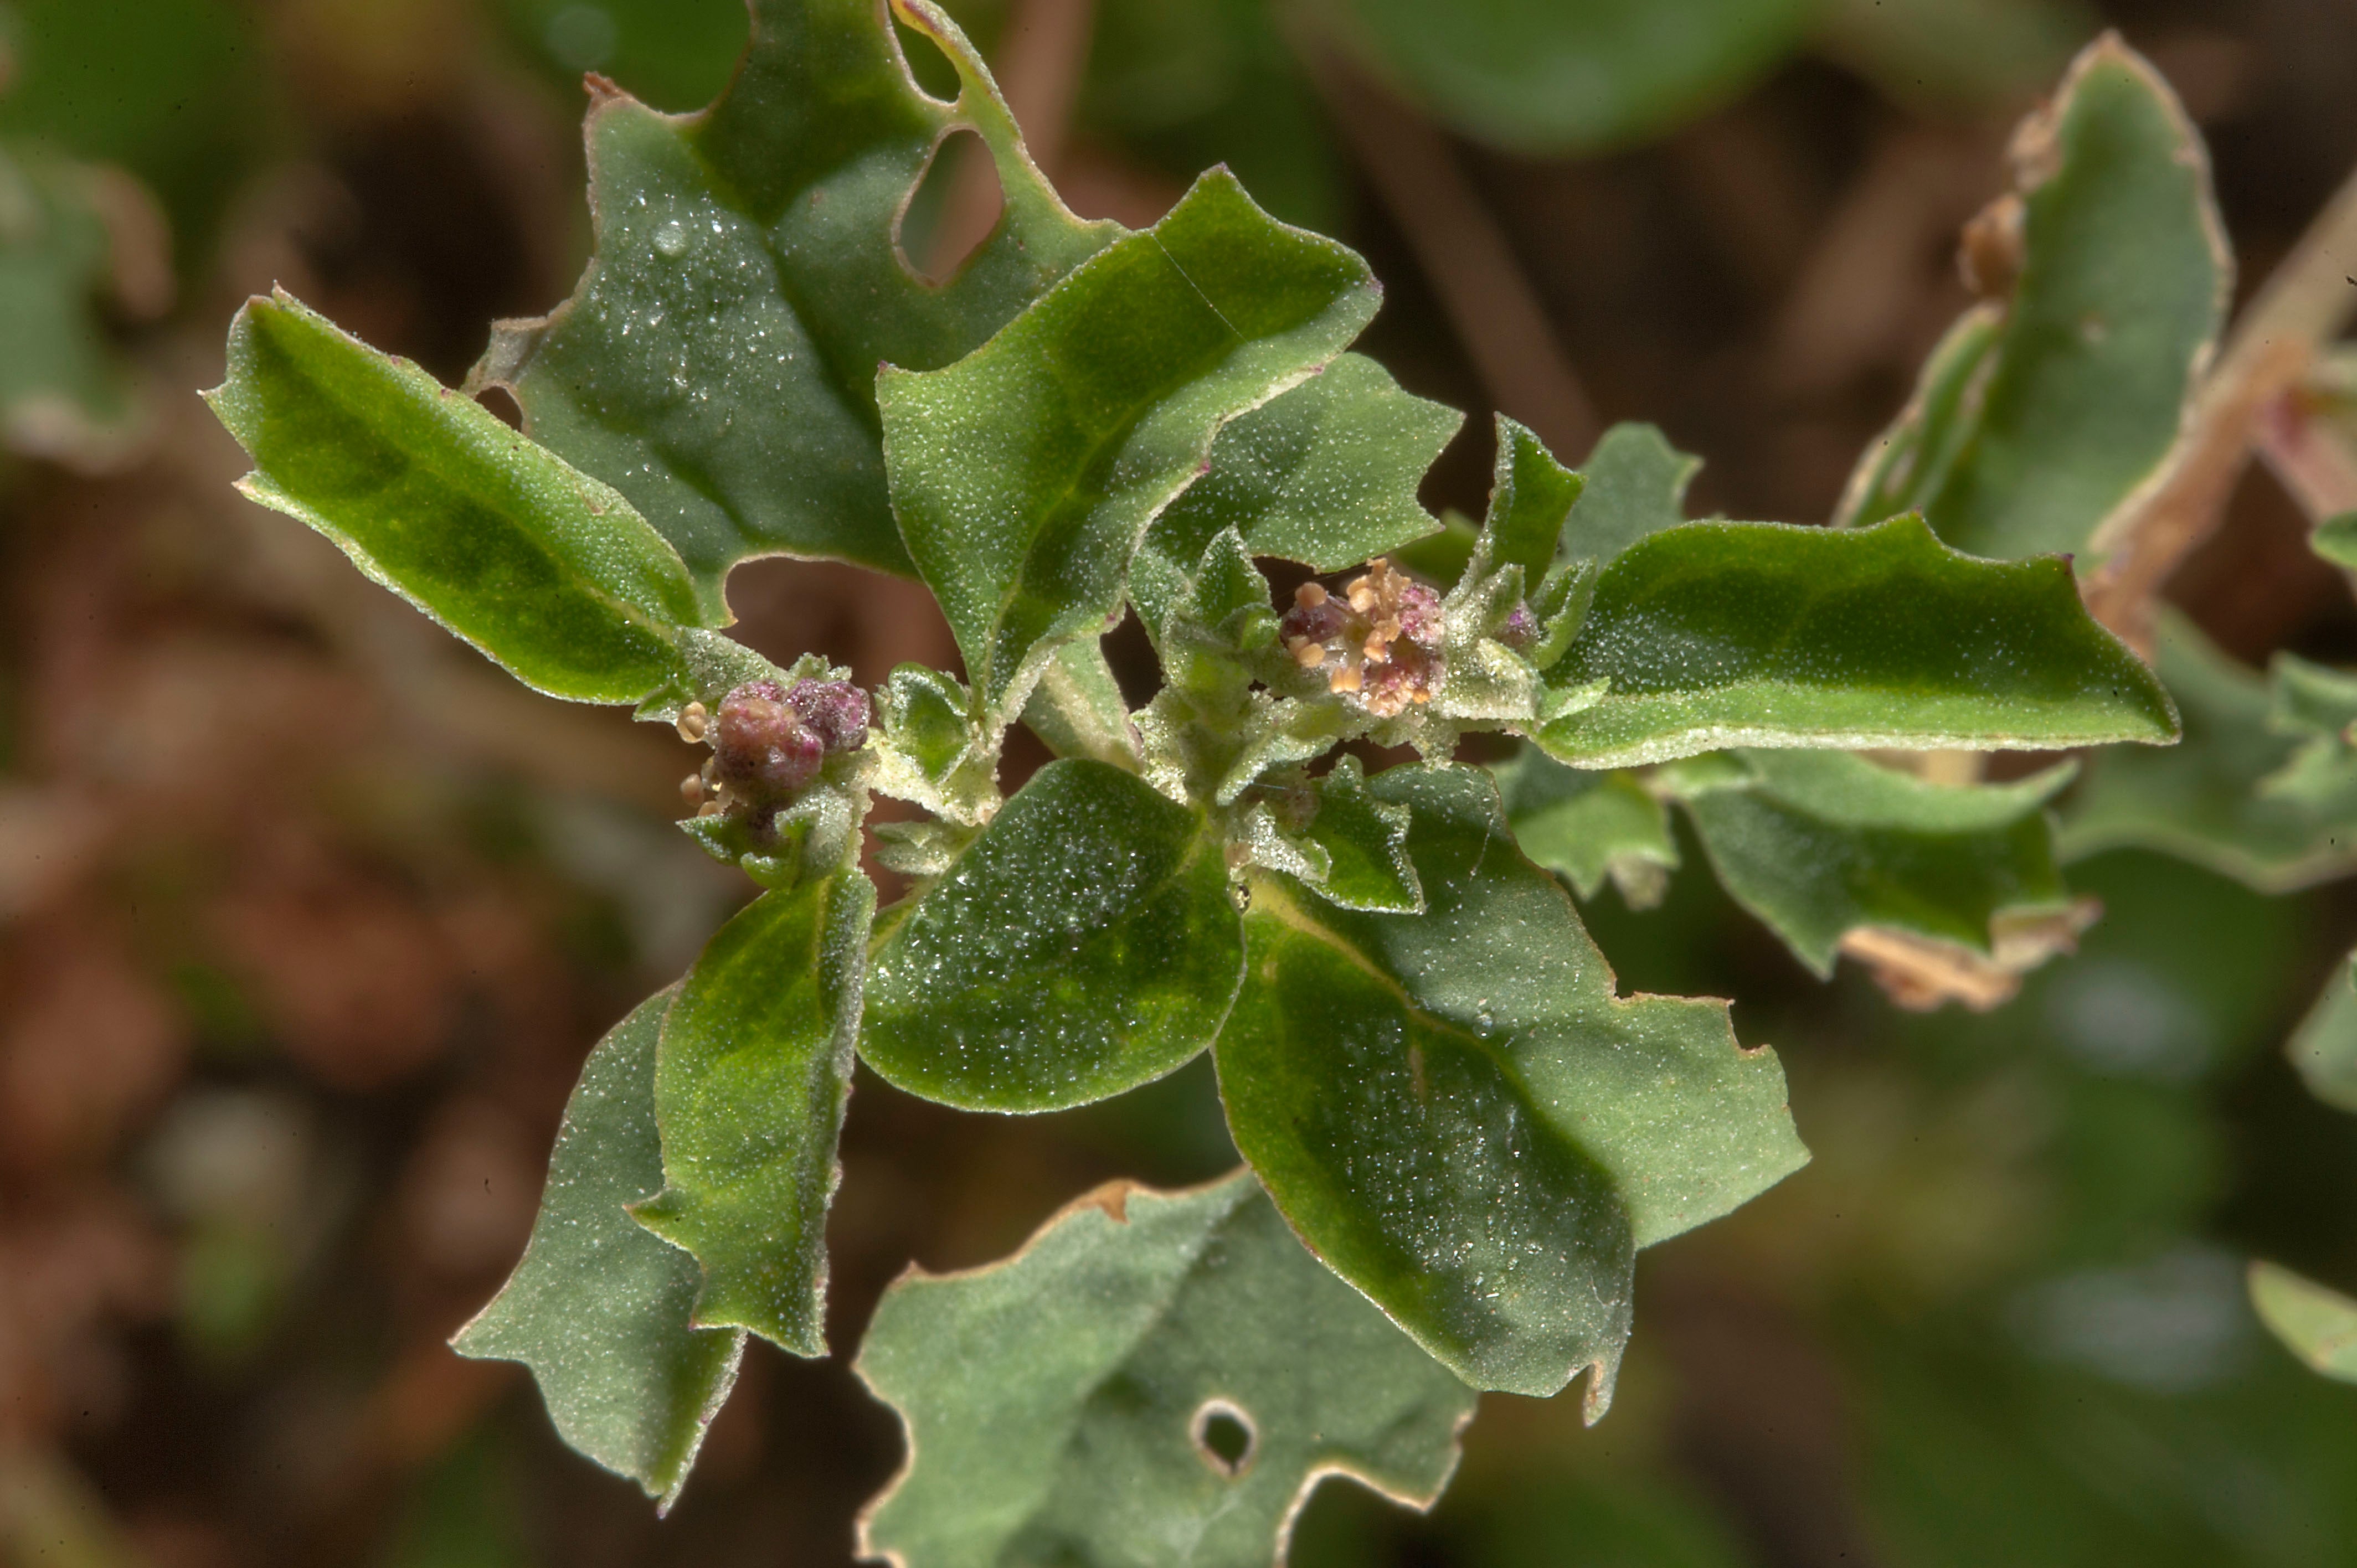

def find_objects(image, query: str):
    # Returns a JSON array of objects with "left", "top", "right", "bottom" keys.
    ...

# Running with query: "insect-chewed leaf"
[
  {"left": 1536, "top": 514, "right": 2179, "bottom": 769},
  {"left": 1216, "top": 765, "right": 1807, "bottom": 1403},
  {"left": 451, "top": 991, "right": 744, "bottom": 1512},
  {"left": 2288, "top": 948, "right": 2357, "bottom": 1113},
  {"left": 881, "top": 168, "right": 1378, "bottom": 718},
  {"left": 1491, "top": 745, "right": 1677, "bottom": 906},
  {"left": 630, "top": 864, "right": 873, "bottom": 1354},
  {"left": 2249, "top": 1262, "right": 2357, "bottom": 1383},
  {"left": 1835, "top": 35, "right": 2229, "bottom": 561},
  {"left": 1556, "top": 422, "right": 1699, "bottom": 566},
  {"left": 861, "top": 759, "right": 1245, "bottom": 1111},
  {"left": 1660, "top": 749, "right": 2077, "bottom": 977},
  {"left": 0, "top": 145, "right": 151, "bottom": 469},
  {"left": 208, "top": 290, "right": 703, "bottom": 705},
  {"left": 854, "top": 1170, "right": 1478, "bottom": 1568},
  {"left": 2063, "top": 613, "right": 2357, "bottom": 892},
  {"left": 470, "top": 0, "right": 1120, "bottom": 611},
  {"left": 1134, "top": 353, "right": 1460, "bottom": 640}
]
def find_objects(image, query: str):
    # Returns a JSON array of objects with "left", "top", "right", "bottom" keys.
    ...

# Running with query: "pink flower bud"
[
  {"left": 786, "top": 679, "right": 871, "bottom": 752},
  {"left": 713, "top": 682, "right": 824, "bottom": 796}
]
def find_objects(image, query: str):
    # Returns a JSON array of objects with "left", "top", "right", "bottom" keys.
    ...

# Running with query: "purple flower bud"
[
  {"left": 786, "top": 679, "right": 871, "bottom": 752},
  {"left": 713, "top": 683, "right": 824, "bottom": 796},
  {"left": 1499, "top": 602, "right": 1538, "bottom": 650}
]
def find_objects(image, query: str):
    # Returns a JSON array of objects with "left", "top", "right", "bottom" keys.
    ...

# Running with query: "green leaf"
[
  {"left": 1833, "top": 306, "right": 2004, "bottom": 535},
  {"left": 208, "top": 289, "right": 702, "bottom": 705},
  {"left": 1481, "top": 416, "right": 1584, "bottom": 582},
  {"left": 1661, "top": 749, "right": 2077, "bottom": 977},
  {"left": 1216, "top": 764, "right": 1808, "bottom": 1401},
  {"left": 0, "top": 0, "right": 272, "bottom": 257},
  {"left": 1020, "top": 638, "right": 1146, "bottom": 771},
  {"left": 1536, "top": 514, "right": 2181, "bottom": 768},
  {"left": 1325, "top": 0, "right": 1816, "bottom": 154},
  {"left": 631, "top": 863, "right": 873, "bottom": 1353},
  {"left": 1238, "top": 755, "right": 1423, "bottom": 914},
  {"left": 861, "top": 759, "right": 1245, "bottom": 1111},
  {"left": 1835, "top": 37, "right": 2228, "bottom": 561},
  {"left": 2249, "top": 1261, "right": 2357, "bottom": 1383},
  {"left": 1815, "top": 0, "right": 2092, "bottom": 113},
  {"left": 472, "top": 0, "right": 1120, "bottom": 608},
  {"left": 0, "top": 146, "right": 147, "bottom": 468},
  {"left": 2269, "top": 651, "right": 2357, "bottom": 740},
  {"left": 1557, "top": 422, "right": 1700, "bottom": 565},
  {"left": 451, "top": 991, "right": 744, "bottom": 1512},
  {"left": 869, "top": 662, "right": 1001, "bottom": 827},
  {"left": 1134, "top": 353, "right": 1461, "bottom": 640},
  {"left": 2256, "top": 652, "right": 2357, "bottom": 806},
  {"left": 1490, "top": 745, "right": 1677, "bottom": 906},
  {"left": 2062, "top": 613, "right": 2357, "bottom": 892},
  {"left": 2287, "top": 950, "right": 2357, "bottom": 1113},
  {"left": 881, "top": 169, "right": 1378, "bottom": 717},
  {"left": 1289, "top": 756, "right": 1423, "bottom": 914},
  {"left": 2312, "top": 510, "right": 2357, "bottom": 569},
  {"left": 500, "top": 0, "right": 749, "bottom": 112},
  {"left": 855, "top": 1170, "right": 1478, "bottom": 1568}
]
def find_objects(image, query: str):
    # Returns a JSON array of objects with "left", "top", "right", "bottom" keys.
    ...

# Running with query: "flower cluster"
[
  {"left": 678, "top": 678, "right": 869, "bottom": 818},
  {"left": 1279, "top": 558, "right": 1443, "bottom": 719}
]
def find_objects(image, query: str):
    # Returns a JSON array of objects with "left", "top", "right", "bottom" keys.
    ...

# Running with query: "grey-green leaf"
[
  {"left": 451, "top": 991, "right": 744, "bottom": 1511},
  {"left": 474, "top": 0, "right": 1121, "bottom": 608},
  {"left": 2249, "top": 1261, "right": 2357, "bottom": 1383},
  {"left": 1536, "top": 513, "right": 2180, "bottom": 768},
  {"left": 1834, "top": 36, "right": 2229, "bottom": 561},
  {"left": 1491, "top": 745, "right": 1678, "bottom": 906},
  {"left": 1663, "top": 749, "right": 2076, "bottom": 977},
  {"left": 2062, "top": 613, "right": 2357, "bottom": 892},
  {"left": 1216, "top": 765, "right": 1807, "bottom": 1402},
  {"left": 861, "top": 759, "right": 1245, "bottom": 1111},
  {"left": 0, "top": 145, "right": 147, "bottom": 468},
  {"left": 208, "top": 289, "right": 702, "bottom": 705},
  {"left": 1557, "top": 421, "right": 1700, "bottom": 566},
  {"left": 2288, "top": 949, "right": 2357, "bottom": 1113},
  {"left": 880, "top": 168, "right": 1378, "bottom": 717},
  {"left": 1135, "top": 352, "right": 1461, "bottom": 640},
  {"left": 855, "top": 1170, "right": 1478, "bottom": 1568},
  {"left": 631, "top": 864, "right": 873, "bottom": 1354}
]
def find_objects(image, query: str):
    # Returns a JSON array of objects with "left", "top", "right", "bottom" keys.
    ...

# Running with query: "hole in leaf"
[
  {"left": 1191, "top": 1400, "right": 1256, "bottom": 1479},
  {"left": 891, "top": 9, "right": 962, "bottom": 104},
  {"left": 473, "top": 384, "right": 525, "bottom": 431},
  {"left": 898, "top": 129, "right": 1002, "bottom": 287}
]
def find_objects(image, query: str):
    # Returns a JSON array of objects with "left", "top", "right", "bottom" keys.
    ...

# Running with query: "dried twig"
[
  {"left": 1295, "top": 44, "right": 1597, "bottom": 461},
  {"left": 2083, "top": 162, "right": 2357, "bottom": 650}
]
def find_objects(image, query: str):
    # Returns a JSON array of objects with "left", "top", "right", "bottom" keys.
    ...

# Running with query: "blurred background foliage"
[{"left": 2, "top": 0, "right": 2356, "bottom": 1564}]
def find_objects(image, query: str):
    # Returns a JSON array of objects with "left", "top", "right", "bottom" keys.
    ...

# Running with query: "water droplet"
[{"left": 655, "top": 220, "right": 690, "bottom": 259}]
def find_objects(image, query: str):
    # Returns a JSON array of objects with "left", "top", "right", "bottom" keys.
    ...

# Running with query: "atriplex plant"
[{"left": 210, "top": 1, "right": 2346, "bottom": 1557}]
